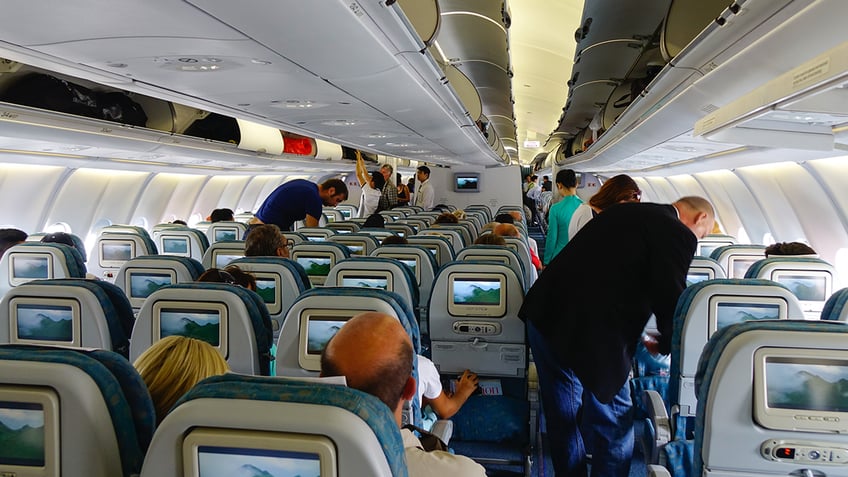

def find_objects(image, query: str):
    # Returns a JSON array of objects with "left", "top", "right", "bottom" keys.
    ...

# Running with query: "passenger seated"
[
  {"left": 133, "top": 335, "right": 229, "bottom": 424},
  {"left": 244, "top": 223, "right": 289, "bottom": 258},
  {"left": 0, "top": 228, "right": 27, "bottom": 259},
  {"left": 363, "top": 213, "right": 386, "bottom": 228},
  {"left": 321, "top": 312, "right": 486, "bottom": 476},
  {"left": 41, "top": 231, "right": 87, "bottom": 262},
  {"left": 381, "top": 235, "right": 409, "bottom": 246},
  {"left": 197, "top": 265, "right": 256, "bottom": 291},
  {"left": 494, "top": 223, "right": 542, "bottom": 272},
  {"left": 417, "top": 354, "right": 478, "bottom": 420},
  {"left": 474, "top": 233, "right": 506, "bottom": 246},
  {"left": 765, "top": 241, "right": 816, "bottom": 257},
  {"left": 170, "top": 219, "right": 187, "bottom": 226},
  {"left": 434, "top": 212, "right": 459, "bottom": 224},
  {"left": 209, "top": 208, "right": 234, "bottom": 223}
]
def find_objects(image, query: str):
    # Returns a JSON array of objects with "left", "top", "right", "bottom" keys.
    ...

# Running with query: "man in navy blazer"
[{"left": 519, "top": 197, "right": 714, "bottom": 477}]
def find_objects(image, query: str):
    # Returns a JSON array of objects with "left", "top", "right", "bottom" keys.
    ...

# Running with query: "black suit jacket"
[{"left": 519, "top": 202, "right": 696, "bottom": 402}]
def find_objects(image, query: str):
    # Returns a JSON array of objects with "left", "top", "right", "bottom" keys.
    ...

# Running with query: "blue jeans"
[{"left": 529, "top": 322, "right": 634, "bottom": 477}]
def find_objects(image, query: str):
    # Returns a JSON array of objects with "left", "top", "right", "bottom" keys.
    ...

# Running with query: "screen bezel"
[
  {"left": 338, "top": 241, "right": 366, "bottom": 256},
  {"left": 447, "top": 272, "right": 507, "bottom": 318},
  {"left": 292, "top": 253, "right": 335, "bottom": 278},
  {"left": 99, "top": 240, "right": 136, "bottom": 268},
  {"left": 707, "top": 294, "right": 788, "bottom": 334},
  {"left": 213, "top": 228, "right": 239, "bottom": 242},
  {"left": 160, "top": 235, "right": 191, "bottom": 257},
  {"left": 8, "top": 253, "right": 54, "bottom": 286},
  {"left": 686, "top": 270, "right": 713, "bottom": 286},
  {"left": 9, "top": 297, "right": 82, "bottom": 347},
  {"left": 378, "top": 253, "right": 420, "bottom": 285},
  {"left": 453, "top": 172, "right": 481, "bottom": 193},
  {"left": 124, "top": 268, "right": 177, "bottom": 307},
  {"left": 182, "top": 427, "right": 337, "bottom": 477},
  {"left": 464, "top": 254, "right": 511, "bottom": 266},
  {"left": 771, "top": 269, "right": 832, "bottom": 306},
  {"left": 298, "top": 309, "right": 355, "bottom": 371},
  {"left": 0, "top": 386, "right": 60, "bottom": 477},
  {"left": 753, "top": 347, "right": 848, "bottom": 433},
  {"left": 252, "top": 271, "right": 282, "bottom": 315},
  {"left": 337, "top": 271, "right": 393, "bottom": 291},
  {"left": 152, "top": 301, "right": 229, "bottom": 359},
  {"left": 213, "top": 250, "right": 244, "bottom": 269},
  {"left": 727, "top": 254, "right": 762, "bottom": 279}
]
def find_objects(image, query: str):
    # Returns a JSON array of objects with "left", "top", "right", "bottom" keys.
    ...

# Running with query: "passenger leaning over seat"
[
  {"left": 251, "top": 178, "right": 348, "bottom": 231},
  {"left": 321, "top": 312, "right": 486, "bottom": 476},
  {"left": 244, "top": 224, "right": 289, "bottom": 258},
  {"left": 134, "top": 335, "right": 229, "bottom": 424},
  {"left": 417, "top": 354, "right": 478, "bottom": 420}
]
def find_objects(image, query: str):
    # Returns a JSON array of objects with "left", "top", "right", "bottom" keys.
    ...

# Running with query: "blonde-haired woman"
[{"left": 134, "top": 335, "right": 229, "bottom": 424}]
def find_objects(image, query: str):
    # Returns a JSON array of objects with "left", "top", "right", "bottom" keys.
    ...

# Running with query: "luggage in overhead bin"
[{"left": 0, "top": 73, "right": 147, "bottom": 127}]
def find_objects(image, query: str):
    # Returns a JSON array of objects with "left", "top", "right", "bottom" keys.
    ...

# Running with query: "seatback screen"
[
  {"left": 197, "top": 446, "right": 320, "bottom": 477},
  {"left": 130, "top": 272, "right": 172, "bottom": 299},
  {"left": 715, "top": 303, "right": 781, "bottom": 330},
  {"left": 296, "top": 256, "right": 332, "bottom": 277},
  {"left": 162, "top": 237, "right": 189, "bottom": 254},
  {"left": 306, "top": 317, "right": 348, "bottom": 355},
  {"left": 775, "top": 274, "right": 827, "bottom": 302},
  {"left": 0, "top": 401, "right": 44, "bottom": 466},
  {"left": 102, "top": 242, "right": 133, "bottom": 262},
  {"left": 159, "top": 308, "right": 220, "bottom": 346},
  {"left": 16, "top": 304, "right": 74, "bottom": 342},
  {"left": 214, "top": 229, "right": 237, "bottom": 242},
  {"left": 214, "top": 253, "right": 242, "bottom": 268},
  {"left": 254, "top": 277, "right": 276, "bottom": 305},
  {"left": 12, "top": 256, "right": 49, "bottom": 280},
  {"left": 766, "top": 358, "right": 848, "bottom": 412},
  {"left": 685, "top": 272, "right": 711, "bottom": 287},
  {"left": 453, "top": 278, "right": 501, "bottom": 306}
]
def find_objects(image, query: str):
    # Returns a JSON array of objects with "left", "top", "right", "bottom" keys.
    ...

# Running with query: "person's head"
[
  {"left": 555, "top": 169, "right": 578, "bottom": 194},
  {"left": 396, "top": 173, "right": 403, "bottom": 186},
  {"left": 407, "top": 177, "right": 415, "bottom": 186},
  {"left": 434, "top": 212, "right": 459, "bottom": 224},
  {"left": 765, "top": 242, "right": 817, "bottom": 257},
  {"left": 370, "top": 170, "right": 386, "bottom": 191},
  {"left": 321, "top": 312, "right": 414, "bottom": 425},
  {"left": 244, "top": 224, "right": 288, "bottom": 258},
  {"left": 210, "top": 208, "right": 234, "bottom": 223},
  {"left": 380, "top": 164, "right": 394, "bottom": 182},
  {"left": 363, "top": 213, "right": 385, "bottom": 229},
  {"left": 171, "top": 219, "right": 188, "bottom": 226},
  {"left": 672, "top": 196, "right": 715, "bottom": 240},
  {"left": 381, "top": 235, "right": 409, "bottom": 246},
  {"left": 474, "top": 233, "right": 507, "bottom": 246},
  {"left": 508, "top": 211, "right": 523, "bottom": 223},
  {"left": 588, "top": 174, "right": 641, "bottom": 212},
  {"left": 494, "top": 213, "right": 515, "bottom": 224},
  {"left": 41, "top": 232, "right": 86, "bottom": 262},
  {"left": 133, "top": 335, "right": 229, "bottom": 424},
  {"left": 0, "top": 228, "right": 27, "bottom": 259},
  {"left": 452, "top": 209, "right": 466, "bottom": 220},
  {"left": 197, "top": 266, "right": 256, "bottom": 290},
  {"left": 416, "top": 165, "right": 430, "bottom": 182},
  {"left": 318, "top": 179, "right": 349, "bottom": 207},
  {"left": 493, "top": 223, "right": 520, "bottom": 238},
  {"left": 524, "top": 174, "right": 532, "bottom": 183}
]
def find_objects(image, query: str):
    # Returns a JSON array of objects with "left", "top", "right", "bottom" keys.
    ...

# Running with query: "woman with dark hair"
[
  {"left": 568, "top": 174, "right": 641, "bottom": 240},
  {"left": 396, "top": 173, "right": 411, "bottom": 206}
]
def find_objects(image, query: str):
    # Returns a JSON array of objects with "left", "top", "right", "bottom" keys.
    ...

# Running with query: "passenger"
[
  {"left": 542, "top": 175, "right": 552, "bottom": 192},
  {"left": 397, "top": 173, "right": 411, "bottom": 206},
  {"left": 378, "top": 163, "right": 398, "bottom": 211},
  {"left": 0, "top": 228, "right": 27, "bottom": 259},
  {"left": 363, "top": 213, "right": 386, "bottom": 229},
  {"left": 355, "top": 151, "right": 385, "bottom": 218},
  {"left": 381, "top": 235, "right": 409, "bottom": 246},
  {"left": 417, "top": 354, "right": 478, "bottom": 419},
  {"left": 209, "top": 208, "right": 234, "bottom": 223},
  {"left": 433, "top": 212, "right": 458, "bottom": 224},
  {"left": 452, "top": 209, "right": 466, "bottom": 221},
  {"left": 544, "top": 169, "right": 582, "bottom": 265},
  {"left": 244, "top": 224, "right": 288, "bottom": 258},
  {"left": 320, "top": 312, "right": 487, "bottom": 476},
  {"left": 504, "top": 210, "right": 540, "bottom": 258},
  {"left": 407, "top": 177, "right": 416, "bottom": 195},
  {"left": 519, "top": 196, "right": 714, "bottom": 477},
  {"left": 41, "top": 232, "right": 87, "bottom": 262},
  {"left": 765, "top": 241, "right": 817, "bottom": 257},
  {"left": 197, "top": 265, "right": 256, "bottom": 291},
  {"left": 473, "top": 233, "right": 506, "bottom": 246},
  {"left": 134, "top": 335, "right": 230, "bottom": 424},
  {"left": 568, "top": 174, "right": 641, "bottom": 240},
  {"left": 170, "top": 219, "right": 188, "bottom": 226},
  {"left": 413, "top": 166, "right": 434, "bottom": 210},
  {"left": 493, "top": 223, "right": 542, "bottom": 272},
  {"left": 251, "top": 178, "right": 348, "bottom": 231}
]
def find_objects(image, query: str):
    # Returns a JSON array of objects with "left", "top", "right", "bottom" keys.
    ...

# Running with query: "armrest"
[
  {"left": 647, "top": 464, "right": 671, "bottom": 477},
  {"left": 430, "top": 419, "right": 454, "bottom": 446},
  {"left": 644, "top": 389, "right": 671, "bottom": 464}
]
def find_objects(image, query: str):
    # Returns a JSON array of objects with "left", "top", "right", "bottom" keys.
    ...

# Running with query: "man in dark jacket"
[{"left": 519, "top": 197, "right": 714, "bottom": 477}]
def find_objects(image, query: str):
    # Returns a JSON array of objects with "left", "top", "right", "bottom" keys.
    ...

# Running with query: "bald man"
[
  {"left": 321, "top": 313, "right": 486, "bottom": 476},
  {"left": 519, "top": 196, "right": 714, "bottom": 477}
]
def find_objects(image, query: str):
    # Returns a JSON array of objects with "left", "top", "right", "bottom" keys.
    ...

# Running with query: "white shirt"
[
  {"left": 358, "top": 184, "right": 381, "bottom": 218},
  {"left": 414, "top": 179, "right": 435, "bottom": 210},
  {"left": 416, "top": 355, "right": 443, "bottom": 405},
  {"left": 402, "top": 429, "right": 488, "bottom": 477},
  {"left": 526, "top": 183, "right": 542, "bottom": 202},
  {"left": 567, "top": 203, "right": 594, "bottom": 240}
]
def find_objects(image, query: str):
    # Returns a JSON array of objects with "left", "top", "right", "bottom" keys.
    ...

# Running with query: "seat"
[
  {"left": 397, "top": 218, "right": 428, "bottom": 234},
  {"left": 359, "top": 228, "right": 400, "bottom": 243},
  {"left": 322, "top": 207, "right": 345, "bottom": 222},
  {"left": 502, "top": 236, "right": 538, "bottom": 288},
  {"left": 201, "top": 240, "right": 246, "bottom": 269},
  {"left": 821, "top": 287, "right": 848, "bottom": 321},
  {"left": 139, "top": 374, "right": 406, "bottom": 477},
  {"left": 290, "top": 242, "right": 351, "bottom": 286},
  {"left": 406, "top": 235, "right": 455, "bottom": 267},
  {"left": 417, "top": 228, "right": 464, "bottom": 251},
  {"left": 457, "top": 245, "right": 527, "bottom": 292},
  {"left": 29, "top": 232, "right": 88, "bottom": 262},
  {"left": 426, "top": 260, "right": 529, "bottom": 470},
  {"left": 130, "top": 283, "right": 274, "bottom": 375},
  {"left": 407, "top": 214, "right": 436, "bottom": 227},
  {"left": 228, "top": 256, "right": 311, "bottom": 337},
  {"left": 385, "top": 223, "right": 416, "bottom": 238},
  {"left": 393, "top": 206, "right": 419, "bottom": 216},
  {"left": 334, "top": 204, "right": 359, "bottom": 221},
  {"left": 192, "top": 221, "right": 212, "bottom": 233},
  {"left": 233, "top": 212, "right": 255, "bottom": 224},
  {"left": 0, "top": 344, "right": 155, "bottom": 477},
  {"left": 89, "top": 231, "right": 158, "bottom": 283},
  {"left": 154, "top": 226, "right": 209, "bottom": 261},
  {"left": 687, "top": 256, "right": 726, "bottom": 286},
  {"left": 693, "top": 320, "right": 848, "bottom": 477},
  {"left": 430, "top": 224, "right": 472, "bottom": 248},
  {"left": 465, "top": 205, "right": 492, "bottom": 223},
  {"left": 283, "top": 231, "right": 307, "bottom": 246},
  {"left": 372, "top": 244, "right": 439, "bottom": 312},
  {"left": 0, "top": 243, "right": 86, "bottom": 296},
  {"left": 325, "top": 221, "right": 361, "bottom": 234},
  {"left": 697, "top": 234, "right": 737, "bottom": 258},
  {"left": 328, "top": 233, "right": 381, "bottom": 256},
  {"left": 647, "top": 279, "right": 805, "bottom": 455},
  {"left": 0, "top": 278, "right": 135, "bottom": 357},
  {"left": 116, "top": 255, "right": 205, "bottom": 310},
  {"left": 205, "top": 221, "right": 248, "bottom": 244},
  {"left": 745, "top": 256, "right": 837, "bottom": 318},
  {"left": 380, "top": 209, "right": 406, "bottom": 222},
  {"left": 326, "top": 257, "right": 419, "bottom": 314},
  {"left": 710, "top": 244, "right": 766, "bottom": 279},
  {"left": 296, "top": 227, "right": 337, "bottom": 242}
]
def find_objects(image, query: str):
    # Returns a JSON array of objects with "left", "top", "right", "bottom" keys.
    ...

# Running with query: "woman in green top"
[{"left": 544, "top": 169, "right": 583, "bottom": 265}]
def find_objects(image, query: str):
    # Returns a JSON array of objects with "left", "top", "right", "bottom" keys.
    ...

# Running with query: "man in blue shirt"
[{"left": 253, "top": 178, "right": 348, "bottom": 231}]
